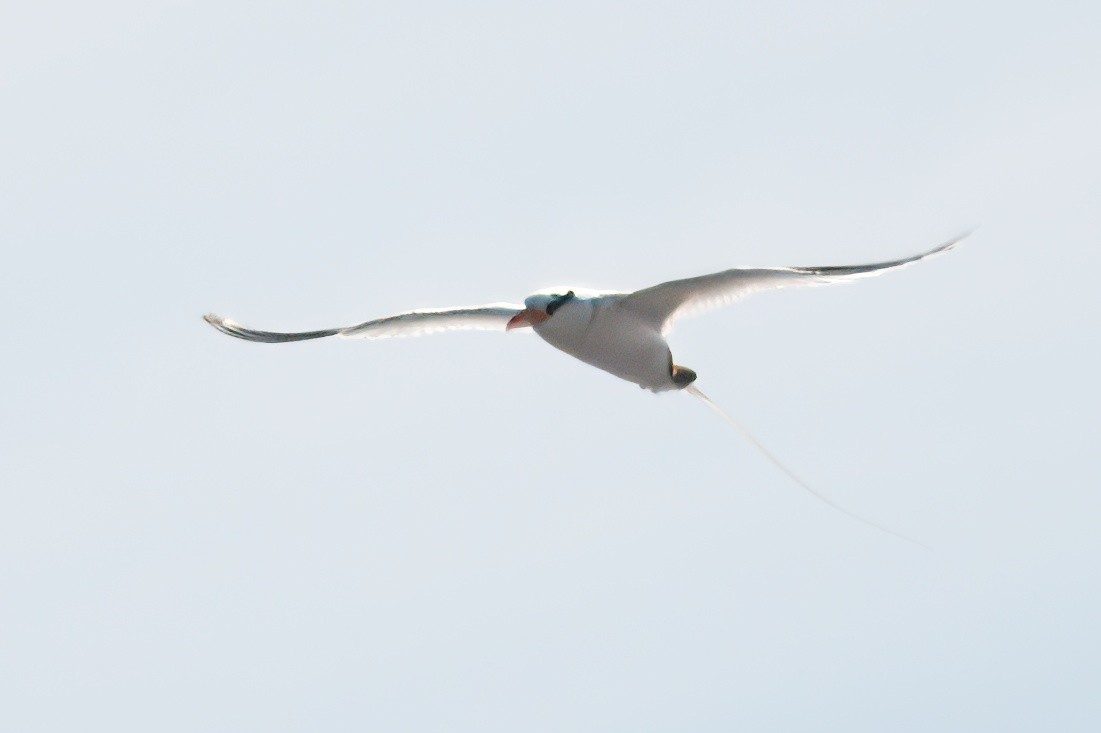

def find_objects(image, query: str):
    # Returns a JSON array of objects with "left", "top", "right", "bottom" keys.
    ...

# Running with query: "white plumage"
[
  {"left": 205, "top": 235, "right": 963, "bottom": 392},
  {"left": 205, "top": 235, "right": 963, "bottom": 545}
]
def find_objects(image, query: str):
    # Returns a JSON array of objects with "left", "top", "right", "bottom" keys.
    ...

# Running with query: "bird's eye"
[{"left": 546, "top": 290, "right": 575, "bottom": 316}]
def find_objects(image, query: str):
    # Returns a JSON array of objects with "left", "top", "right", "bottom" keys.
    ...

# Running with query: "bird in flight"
[
  {"left": 204, "top": 235, "right": 961, "bottom": 392},
  {"left": 205, "top": 234, "right": 963, "bottom": 546}
]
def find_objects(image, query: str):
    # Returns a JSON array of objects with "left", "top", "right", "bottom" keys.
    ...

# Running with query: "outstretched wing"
[
  {"left": 203, "top": 303, "right": 524, "bottom": 343},
  {"left": 620, "top": 235, "right": 965, "bottom": 333}
]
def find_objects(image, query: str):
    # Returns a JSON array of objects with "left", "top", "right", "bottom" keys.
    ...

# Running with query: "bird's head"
[{"left": 506, "top": 288, "right": 578, "bottom": 331}]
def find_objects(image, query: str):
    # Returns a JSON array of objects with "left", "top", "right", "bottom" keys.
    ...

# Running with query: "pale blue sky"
[{"left": 3, "top": 1, "right": 1100, "bottom": 731}]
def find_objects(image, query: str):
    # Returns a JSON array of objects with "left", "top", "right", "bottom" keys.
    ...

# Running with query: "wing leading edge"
[
  {"left": 203, "top": 303, "right": 524, "bottom": 343},
  {"left": 621, "top": 234, "right": 966, "bottom": 332}
]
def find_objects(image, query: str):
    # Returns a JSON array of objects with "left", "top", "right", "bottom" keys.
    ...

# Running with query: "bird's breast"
[{"left": 536, "top": 299, "right": 676, "bottom": 390}]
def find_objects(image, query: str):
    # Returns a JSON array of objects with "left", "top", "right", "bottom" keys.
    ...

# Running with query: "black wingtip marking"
[{"left": 202, "top": 313, "right": 341, "bottom": 343}]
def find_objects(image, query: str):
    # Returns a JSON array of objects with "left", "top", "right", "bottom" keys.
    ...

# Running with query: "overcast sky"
[{"left": 3, "top": 1, "right": 1100, "bottom": 731}]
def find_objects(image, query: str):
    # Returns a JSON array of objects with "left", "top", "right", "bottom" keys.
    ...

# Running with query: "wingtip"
[
  {"left": 917, "top": 231, "right": 971, "bottom": 262},
  {"left": 203, "top": 313, "right": 241, "bottom": 337},
  {"left": 938, "top": 230, "right": 973, "bottom": 253}
]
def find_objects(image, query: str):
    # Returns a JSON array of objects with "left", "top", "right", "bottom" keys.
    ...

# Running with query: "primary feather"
[
  {"left": 203, "top": 304, "right": 523, "bottom": 343},
  {"left": 621, "top": 234, "right": 965, "bottom": 333}
]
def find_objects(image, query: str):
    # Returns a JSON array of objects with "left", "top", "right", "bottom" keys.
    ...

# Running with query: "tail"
[
  {"left": 203, "top": 313, "right": 343, "bottom": 343},
  {"left": 684, "top": 384, "right": 929, "bottom": 550}
]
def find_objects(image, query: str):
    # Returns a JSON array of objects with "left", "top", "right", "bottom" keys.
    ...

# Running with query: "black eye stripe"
[{"left": 546, "top": 290, "right": 575, "bottom": 316}]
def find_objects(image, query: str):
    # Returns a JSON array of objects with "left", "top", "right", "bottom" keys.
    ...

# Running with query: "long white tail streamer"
[{"left": 684, "top": 384, "right": 929, "bottom": 550}]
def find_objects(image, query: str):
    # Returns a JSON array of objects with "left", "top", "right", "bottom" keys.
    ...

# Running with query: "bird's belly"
[{"left": 538, "top": 311, "right": 676, "bottom": 391}]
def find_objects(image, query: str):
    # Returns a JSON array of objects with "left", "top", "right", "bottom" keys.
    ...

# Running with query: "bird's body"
[
  {"left": 520, "top": 289, "right": 687, "bottom": 391},
  {"left": 205, "top": 235, "right": 962, "bottom": 392}
]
